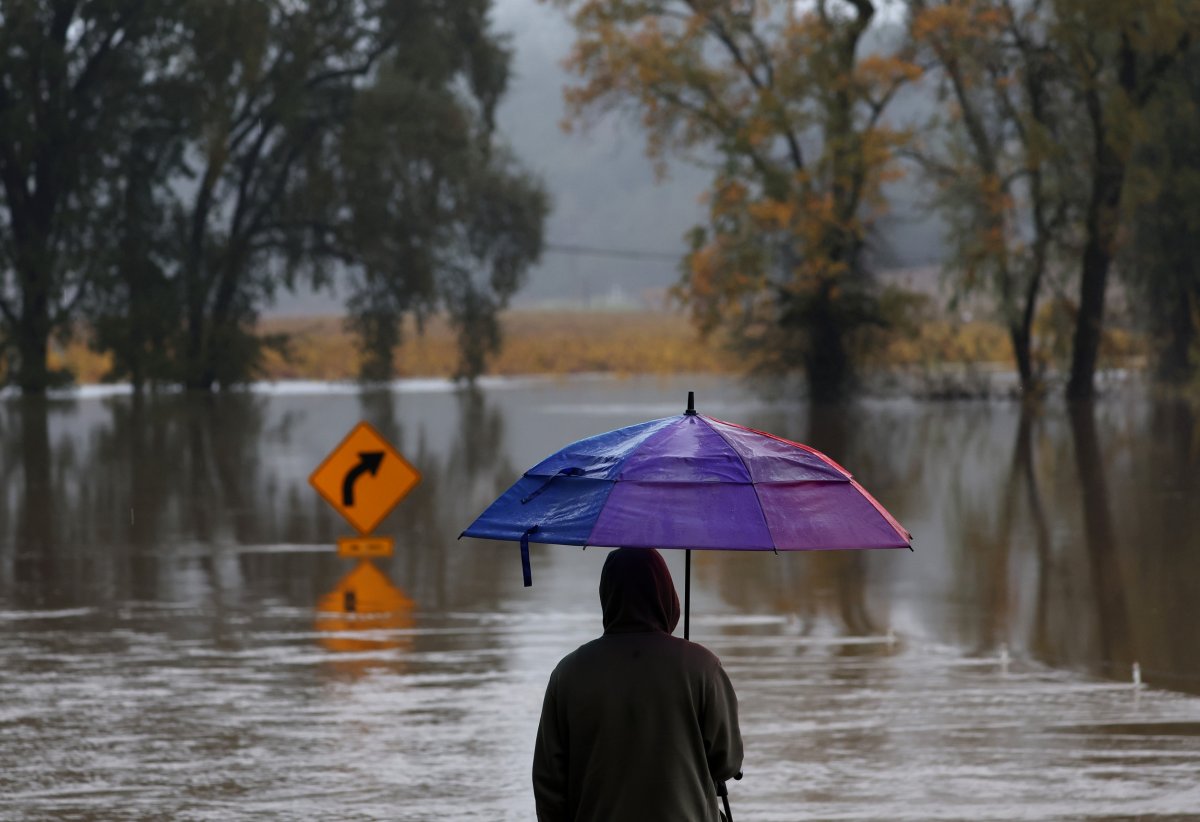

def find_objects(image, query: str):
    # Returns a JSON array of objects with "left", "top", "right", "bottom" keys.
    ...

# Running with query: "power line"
[{"left": 543, "top": 242, "right": 681, "bottom": 263}]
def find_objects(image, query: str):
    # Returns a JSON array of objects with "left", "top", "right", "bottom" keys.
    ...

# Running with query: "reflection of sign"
[
  {"left": 337, "top": 535, "right": 395, "bottom": 558},
  {"left": 316, "top": 559, "right": 414, "bottom": 615},
  {"left": 309, "top": 422, "right": 420, "bottom": 535},
  {"left": 315, "top": 559, "right": 415, "bottom": 656}
]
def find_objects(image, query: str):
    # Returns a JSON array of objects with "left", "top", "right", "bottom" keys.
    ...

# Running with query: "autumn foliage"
[{"left": 551, "top": 0, "right": 921, "bottom": 399}]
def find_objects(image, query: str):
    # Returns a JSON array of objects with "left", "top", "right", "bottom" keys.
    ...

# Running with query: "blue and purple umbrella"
[{"left": 462, "top": 393, "right": 911, "bottom": 637}]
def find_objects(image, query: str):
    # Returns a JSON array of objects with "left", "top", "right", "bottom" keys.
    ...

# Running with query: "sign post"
[{"left": 312, "top": 422, "right": 420, "bottom": 641}]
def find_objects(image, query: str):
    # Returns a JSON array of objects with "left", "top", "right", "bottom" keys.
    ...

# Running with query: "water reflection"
[
  {"left": 10, "top": 399, "right": 57, "bottom": 607},
  {"left": 1068, "top": 400, "right": 1132, "bottom": 670},
  {"left": 925, "top": 395, "right": 1200, "bottom": 694},
  {"left": 2, "top": 382, "right": 1200, "bottom": 688},
  {"left": 315, "top": 558, "right": 415, "bottom": 671},
  {"left": 3, "top": 378, "right": 1200, "bottom": 818},
  {"left": 0, "top": 385, "right": 528, "bottom": 626}
]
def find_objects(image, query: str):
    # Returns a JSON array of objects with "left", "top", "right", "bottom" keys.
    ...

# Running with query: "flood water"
[{"left": 2, "top": 374, "right": 1200, "bottom": 820}]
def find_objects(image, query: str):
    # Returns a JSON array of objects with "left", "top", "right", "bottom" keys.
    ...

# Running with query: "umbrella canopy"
[{"left": 462, "top": 394, "right": 911, "bottom": 602}]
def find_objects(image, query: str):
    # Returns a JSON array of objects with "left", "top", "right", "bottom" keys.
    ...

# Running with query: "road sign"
[
  {"left": 309, "top": 421, "right": 421, "bottom": 535},
  {"left": 337, "top": 535, "right": 395, "bottom": 558}
]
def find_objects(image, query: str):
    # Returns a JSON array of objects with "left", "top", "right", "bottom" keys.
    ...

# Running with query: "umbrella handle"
[{"left": 716, "top": 775, "right": 738, "bottom": 822}]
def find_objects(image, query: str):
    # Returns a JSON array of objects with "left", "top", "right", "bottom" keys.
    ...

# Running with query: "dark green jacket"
[{"left": 533, "top": 548, "right": 743, "bottom": 822}]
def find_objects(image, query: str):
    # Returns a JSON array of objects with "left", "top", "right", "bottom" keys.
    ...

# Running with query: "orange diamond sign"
[{"left": 309, "top": 421, "right": 421, "bottom": 535}]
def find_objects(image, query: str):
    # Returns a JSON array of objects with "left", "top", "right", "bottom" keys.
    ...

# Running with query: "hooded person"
[{"left": 532, "top": 547, "right": 743, "bottom": 822}]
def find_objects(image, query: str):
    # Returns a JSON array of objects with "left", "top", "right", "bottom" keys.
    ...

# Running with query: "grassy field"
[
  {"left": 50, "top": 306, "right": 1143, "bottom": 386},
  {"left": 256, "top": 310, "right": 743, "bottom": 380}
]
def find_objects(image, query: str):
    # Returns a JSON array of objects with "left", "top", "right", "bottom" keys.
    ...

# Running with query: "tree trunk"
[
  {"left": 182, "top": 325, "right": 213, "bottom": 390},
  {"left": 1009, "top": 323, "right": 1034, "bottom": 395},
  {"left": 15, "top": 286, "right": 52, "bottom": 394},
  {"left": 1066, "top": 142, "right": 1125, "bottom": 400},
  {"left": 1065, "top": 220, "right": 1116, "bottom": 399},
  {"left": 804, "top": 281, "right": 850, "bottom": 402}
]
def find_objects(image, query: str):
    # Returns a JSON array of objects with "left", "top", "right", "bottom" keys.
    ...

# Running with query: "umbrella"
[{"left": 461, "top": 392, "right": 912, "bottom": 639}]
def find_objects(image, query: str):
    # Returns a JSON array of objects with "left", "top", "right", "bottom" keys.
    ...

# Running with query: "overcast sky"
[{"left": 490, "top": 0, "right": 711, "bottom": 305}]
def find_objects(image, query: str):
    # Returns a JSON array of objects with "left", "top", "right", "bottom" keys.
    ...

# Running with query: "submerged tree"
[
  {"left": 86, "top": 42, "right": 193, "bottom": 391},
  {"left": 551, "top": 0, "right": 919, "bottom": 400},
  {"left": 910, "top": 0, "right": 1070, "bottom": 395},
  {"left": 338, "top": 5, "right": 547, "bottom": 383},
  {"left": 908, "top": 0, "right": 1194, "bottom": 397},
  {"left": 0, "top": 1, "right": 174, "bottom": 392},
  {"left": 1123, "top": 43, "right": 1200, "bottom": 384},
  {"left": 1053, "top": 0, "right": 1194, "bottom": 399},
  {"left": 79, "top": 0, "right": 544, "bottom": 390},
  {"left": 177, "top": 0, "right": 547, "bottom": 388},
  {"left": 153, "top": 0, "right": 400, "bottom": 389}
]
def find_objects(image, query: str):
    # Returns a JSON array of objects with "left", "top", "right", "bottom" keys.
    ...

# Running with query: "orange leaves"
[
  {"left": 714, "top": 177, "right": 749, "bottom": 211},
  {"left": 747, "top": 198, "right": 794, "bottom": 230},
  {"left": 911, "top": 3, "right": 972, "bottom": 41},
  {"left": 856, "top": 54, "right": 923, "bottom": 90},
  {"left": 911, "top": 1, "right": 1007, "bottom": 46},
  {"left": 553, "top": 0, "right": 918, "bottom": 383},
  {"left": 682, "top": 234, "right": 763, "bottom": 334}
]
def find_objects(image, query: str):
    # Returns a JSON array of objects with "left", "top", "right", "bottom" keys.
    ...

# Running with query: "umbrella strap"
[
  {"left": 520, "top": 526, "right": 538, "bottom": 587},
  {"left": 520, "top": 467, "right": 583, "bottom": 504}
]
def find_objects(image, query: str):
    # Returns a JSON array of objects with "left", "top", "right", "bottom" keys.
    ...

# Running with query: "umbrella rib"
[
  {"left": 707, "top": 415, "right": 911, "bottom": 546},
  {"left": 707, "top": 416, "right": 855, "bottom": 479},
  {"left": 702, "top": 415, "right": 777, "bottom": 552},
  {"left": 582, "top": 416, "right": 686, "bottom": 548}
]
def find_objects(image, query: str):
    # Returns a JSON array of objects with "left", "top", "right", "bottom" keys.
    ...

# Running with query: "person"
[{"left": 532, "top": 547, "right": 743, "bottom": 822}]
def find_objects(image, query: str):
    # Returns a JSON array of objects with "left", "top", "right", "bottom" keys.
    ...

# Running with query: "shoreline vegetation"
[{"left": 46, "top": 307, "right": 1148, "bottom": 398}]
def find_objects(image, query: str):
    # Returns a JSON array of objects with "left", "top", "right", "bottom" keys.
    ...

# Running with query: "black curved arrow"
[{"left": 342, "top": 451, "right": 385, "bottom": 506}]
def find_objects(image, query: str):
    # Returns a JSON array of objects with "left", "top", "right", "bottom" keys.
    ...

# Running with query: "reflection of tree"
[
  {"left": 939, "top": 397, "right": 1143, "bottom": 682},
  {"left": 365, "top": 384, "right": 521, "bottom": 611},
  {"left": 941, "top": 403, "right": 1057, "bottom": 656},
  {"left": 1, "top": 392, "right": 275, "bottom": 607},
  {"left": 1014, "top": 409, "right": 1054, "bottom": 661},
  {"left": 11, "top": 398, "right": 56, "bottom": 607},
  {"left": 1068, "top": 401, "right": 1132, "bottom": 669},
  {"left": 1102, "top": 395, "right": 1200, "bottom": 693},
  {"left": 1, "top": 386, "right": 527, "bottom": 616}
]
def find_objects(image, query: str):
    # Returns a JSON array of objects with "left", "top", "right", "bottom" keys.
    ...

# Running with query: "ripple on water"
[{"left": 2, "top": 607, "right": 1200, "bottom": 820}]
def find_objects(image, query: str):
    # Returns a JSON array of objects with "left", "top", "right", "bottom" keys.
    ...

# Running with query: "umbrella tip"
[{"left": 685, "top": 390, "right": 697, "bottom": 416}]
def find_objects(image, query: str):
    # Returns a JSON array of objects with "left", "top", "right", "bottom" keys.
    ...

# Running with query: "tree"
[
  {"left": 910, "top": 0, "right": 1070, "bottom": 395},
  {"left": 909, "top": 0, "right": 1194, "bottom": 397},
  {"left": 86, "top": 46, "right": 192, "bottom": 390},
  {"left": 92, "top": 0, "right": 545, "bottom": 390},
  {"left": 551, "top": 0, "right": 919, "bottom": 400},
  {"left": 145, "top": 0, "right": 402, "bottom": 390},
  {"left": 1054, "top": 0, "right": 1193, "bottom": 399},
  {"left": 1123, "top": 43, "right": 1200, "bottom": 384},
  {"left": 337, "top": 5, "right": 547, "bottom": 382},
  {"left": 0, "top": 0, "right": 172, "bottom": 392}
]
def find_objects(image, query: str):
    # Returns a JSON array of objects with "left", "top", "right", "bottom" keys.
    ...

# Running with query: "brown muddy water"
[{"left": 2, "top": 374, "right": 1199, "bottom": 821}]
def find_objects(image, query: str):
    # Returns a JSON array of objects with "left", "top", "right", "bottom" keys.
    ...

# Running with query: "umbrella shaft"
[{"left": 684, "top": 549, "right": 691, "bottom": 640}]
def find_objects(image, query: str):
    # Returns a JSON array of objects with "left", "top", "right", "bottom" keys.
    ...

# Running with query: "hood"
[{"left": 599, "top": 547, "right": 681, "bottom": 635}]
